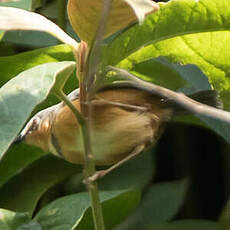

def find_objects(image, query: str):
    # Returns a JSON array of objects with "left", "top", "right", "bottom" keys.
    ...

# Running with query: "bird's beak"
[{"left": 13, "top": 133, "right": 25, "bottom": 144}]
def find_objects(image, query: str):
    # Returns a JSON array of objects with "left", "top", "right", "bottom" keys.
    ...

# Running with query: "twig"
[
  {"left": 56, "top": 90, "right": 105, "bottom": 230},
  {"left": 84, "top": 0, "right": 114, "bottom": 95},
  {"left": 79, "top": 1, "right": 114, "bottom": 230},
  {"left": 108, "top": 66, "right": 230, "bottom": 124},
  {"left": 56, "top": 90, "right": 85, "bottom": 126}
]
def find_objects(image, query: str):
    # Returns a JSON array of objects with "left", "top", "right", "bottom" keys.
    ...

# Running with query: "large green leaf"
[
  {"left": 118, "top": 33, "right": 230, "bottom": 109},
  {"left": 0, "top": 155, "right": 80, "bottom": 216},
  {"left": 115, "top": 180, "right": 188, "bottom": 230},
  {"left": 103, "top": 0, "right": 230, "bottom": 67},
  {"left": 103, "top": 0, "right": 230, "bottom": 112},
  {"left": 0, "top": 61, "right": 75, "bottom": 158},
  {"left": 35, "top": 190, "right": 140, "bottom": 230},
  {"left": 0, "top": 209, "right": 41, "bottom": 230}
]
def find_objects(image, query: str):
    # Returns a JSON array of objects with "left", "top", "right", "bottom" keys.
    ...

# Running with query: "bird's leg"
[{"left": 88, "top": 144, "right": 145, "bottom": 182}]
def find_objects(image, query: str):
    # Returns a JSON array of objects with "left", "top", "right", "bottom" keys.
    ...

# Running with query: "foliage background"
[{"left": 0, "top": 0, "right": 230, "bottom": 229}]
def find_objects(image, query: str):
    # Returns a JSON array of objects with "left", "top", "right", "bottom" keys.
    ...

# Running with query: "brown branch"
[
  {"left": 108, "top": 66, "right": 230, "bottom": 124},
  {"left": 85, "top": 0, "right": 114, "bottom": 94}
]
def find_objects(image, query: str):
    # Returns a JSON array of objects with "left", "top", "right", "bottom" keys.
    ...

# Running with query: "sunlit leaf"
[
  {"left": 103, "top": 0, "right": 230, "bottom": 67},
  {"left": 67, "top": 0, "right": 159, "bottom": 45},
  {"left": 0, "top": 44, "right": 74, "bottom": 86}
]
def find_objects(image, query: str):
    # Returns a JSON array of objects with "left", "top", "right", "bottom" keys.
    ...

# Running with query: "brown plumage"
[{"left": 15, "top": 84, "right": 221, "bottom": 166}]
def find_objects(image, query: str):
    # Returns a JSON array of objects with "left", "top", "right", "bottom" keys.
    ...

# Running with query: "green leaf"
[
  {"left": 0, "top": 209, "right": 38, "bottom": 230},
  {"left": 3, "top": 30, "right": 58, "bottom": 48},
  {"left": 103, "top": 0, "right": 230, "bottom": 67},
  {"left": 0, "top": 143, "right": 45, "bottom": 187},
  {"left": 0, "top": 61, "right": 75, "bottom": 158},
  {"left": 0, "top": 0, "right": 41, "bottom": 11},
  {"left": 0, "top": 30, "right": 4, "bottom": 40},
  {"left": 0, "top": 44, "right": 74, "bottom": 86},
  {"left": 0, "top": 7, "right": 79, "bottom": 49},
  {"left": 0, "top": 155, "right": 80, "bottom": 215},
  {"left": 35, "top": 190, "right": 140, "bottom": 230},
  {"left": 99, "top": 149, "right": 155, "bottom": 190},
  {"left": 151, "top": 220, "right": 221, "bottom": 230},
  {"left": 115, "top": 180, "right": 188, "bottom": 230},
  {"left": 128, "top": 57, "right": 211, "bottom": 92}
]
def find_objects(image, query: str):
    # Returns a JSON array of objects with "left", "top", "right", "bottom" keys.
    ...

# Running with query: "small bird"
[{"left": 14, "top": 83, "right": 222, "bottom": 167}]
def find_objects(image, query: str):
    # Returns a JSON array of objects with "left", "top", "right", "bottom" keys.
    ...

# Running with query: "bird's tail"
[{"left": 166, "top": 90, "right": 223, "bottom": 116}]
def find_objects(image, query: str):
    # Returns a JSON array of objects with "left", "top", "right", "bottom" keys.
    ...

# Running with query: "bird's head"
[{"left": 14, "top": 106, "right": 57, "bottom": 152}]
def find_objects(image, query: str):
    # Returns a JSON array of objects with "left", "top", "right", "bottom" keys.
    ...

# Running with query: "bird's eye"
[{"left": 28, "top": 117, "right": 40, "bottom": 133}]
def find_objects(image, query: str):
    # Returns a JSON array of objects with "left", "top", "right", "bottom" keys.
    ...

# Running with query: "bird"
[{"left": 14, "top": 83, "right": 222, "bottom": 169}]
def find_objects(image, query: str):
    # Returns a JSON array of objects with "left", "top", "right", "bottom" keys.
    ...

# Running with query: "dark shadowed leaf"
[
  {"left": 0, "top": 155, "right": 81, "bottom": 216},
  {"left": 115, "top": 180, "right": 188, "bottom": 230},
  {"left": 0, "top": 143, "right": 45, "bottom": 187},
  {"left": 151, "top": 220, "right": 221, "bottom": 230},
  {"left": 99, "top": 149, "right": 155, "bottom": 190}
]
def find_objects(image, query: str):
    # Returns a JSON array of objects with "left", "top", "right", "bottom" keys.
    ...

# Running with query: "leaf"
[
  {"left": 0, "top": 0, "right": 40, "bottom": 11},
  {"left": 34, "top": 190, "right": 140, "bottom": 230},
  {"left": 0, "top": 44, "right": 74, "bottom": 86},
  {"left": 0, "top": 61, "right": 75, "bottom": 158},
  {"left": 3, "top": 30, "right": 58, "bottom": 48},
  {"left": 151, "top": 220, "right": 221, "bottom": 230},
  {"left": 99, "top": 149, "right": 155, "bottom": 191},
  {"left": 0, "top": 7, "right": 79, "bottom": 49},
  {"left": 115, "top": 180, "right": 188, "bottom": 230},
  {"left": 0, "top": 209, "right": 41, "bottom": 230},
  {"left": 67, "top": 0, "right": 159, "bottom": 45},
  {"left": 218, "top": 192, "right": 230, "bottom": 230},
  {"left": 0, "top": 143, "right": 45, "bottom": 187},
  {"left": 124, "top": 0, "right": 159, "bottom": 23},
  {"left": 0, "top": 155, "right": 81, "bottom": 215},
  {"left": 102, "top": 0, "right": 230, "bottom": 68},
  {"left": 0, "top": 30, "right": 4, "bottom": 40},
  {"left": 127, "top": 57, "right": 211, "bottom": 92}
]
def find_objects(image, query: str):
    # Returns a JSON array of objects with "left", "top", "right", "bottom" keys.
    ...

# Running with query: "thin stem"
[
  {"left": 56, "top": 90, "right": 105, "bottom": 230},
  {"left": 56, "top": 90, "right": 84, "bottom": 126},
  {"left": 109, "top": 66, "right": 230, "bottom": 123}
]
